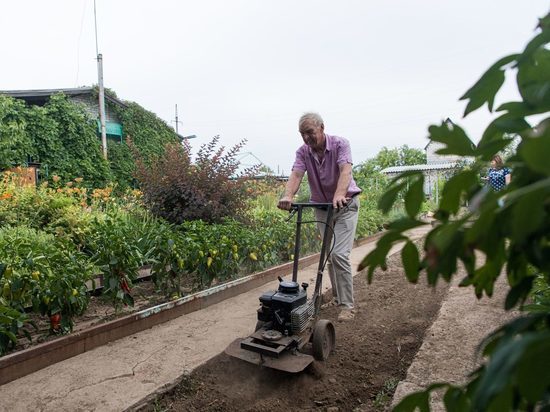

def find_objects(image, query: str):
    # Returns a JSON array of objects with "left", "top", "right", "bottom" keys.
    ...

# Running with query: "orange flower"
[
  {"left": 52, "top": 175, "right": 61, "bottom": 183},
  {"left": 74, "top": 177, "right": 84, "bottom": 183},
  {"left": 0, "top": 193, "right": 13, "bottom": 200}
]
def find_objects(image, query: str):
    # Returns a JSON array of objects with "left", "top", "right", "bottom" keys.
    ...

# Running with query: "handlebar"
[{"left": 290, "top": 202, "right": 333, "bottom": 210}]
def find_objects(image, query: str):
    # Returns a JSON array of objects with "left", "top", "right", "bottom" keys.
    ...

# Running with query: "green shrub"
[
  {"left": 356, "top": 204, "right": 385, "bottom": 239},
  {"left": 133, "top": 136, "right": 255, "bottom": 224}
]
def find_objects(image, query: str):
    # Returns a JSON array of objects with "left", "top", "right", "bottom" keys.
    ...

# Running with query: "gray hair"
[{"left": 299, "top": 112, "right": 324, "bottom": 129}]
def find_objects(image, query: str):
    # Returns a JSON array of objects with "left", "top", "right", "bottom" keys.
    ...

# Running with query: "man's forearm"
[
  {"left": 334, "top": 164, "right": 352, "bottom": 198},
  {"left": 283, "top": 171, "right": 303, "bottom": 198}
]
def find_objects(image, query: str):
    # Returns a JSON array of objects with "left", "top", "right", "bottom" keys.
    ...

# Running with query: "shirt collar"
[{"left": 307, "top": 134, "right": 332, "bottom": 156}]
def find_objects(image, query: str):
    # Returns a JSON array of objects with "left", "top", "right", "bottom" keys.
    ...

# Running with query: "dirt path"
[{"left": 144, "top": 247, "right": 450, "bottom": 411}]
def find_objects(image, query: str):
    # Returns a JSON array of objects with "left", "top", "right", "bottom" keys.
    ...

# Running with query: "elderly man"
[{"left": 278, "top": 113, "right": 361, "bottom": 321}]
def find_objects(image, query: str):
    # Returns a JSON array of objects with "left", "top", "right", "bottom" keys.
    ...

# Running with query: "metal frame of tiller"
[{"left": 225, "top": 203, "right": 335, "bottom": 373}]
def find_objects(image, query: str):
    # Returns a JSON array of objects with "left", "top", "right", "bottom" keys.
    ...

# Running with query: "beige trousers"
[{"left": 315, "top": 196, "right": 359, "bottom": 309}]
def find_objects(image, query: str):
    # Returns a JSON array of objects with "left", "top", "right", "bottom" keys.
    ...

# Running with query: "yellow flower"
[
  {"left": 74, "top": 177, "right": 83, "bottom": 183},
  {"left": 72, "top": 289, "right": 78, "bottom": 296},
  {"left": 249, "top": 252, "right": 258, "bottom": 261},
  {"left": 207, "top": 257, "right": 213, "bottom": 267}
]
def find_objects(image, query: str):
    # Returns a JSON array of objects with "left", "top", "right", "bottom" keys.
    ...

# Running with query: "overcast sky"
[{"left": 1, "top": 1, "right": 548, "bottom": 173}]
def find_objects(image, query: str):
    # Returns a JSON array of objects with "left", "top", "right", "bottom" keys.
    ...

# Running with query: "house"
[
  {"left": 381, "top": 120, "right": 466, "bottom": 200},
  {"left": 1, "top": 87, "right": 127, "bottom": 142}
]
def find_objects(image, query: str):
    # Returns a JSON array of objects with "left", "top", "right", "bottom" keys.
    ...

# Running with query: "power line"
[
  {"left": 75, "top": 0, "right": 88, "bottom": 86},
  {"left": 93, "top": 0, "right": 99, "bottom": 56}
]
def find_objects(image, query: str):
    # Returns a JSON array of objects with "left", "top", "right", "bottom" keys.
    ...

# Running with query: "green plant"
[
  {"left": 373, "top": 377, "right": 400, "bottom": 410},
  {"left": 133, "top": 136, "right": 257, "bottom": 224},
  {"left": 109, "top": 97, "right": 181, "bottom": 189},
  {"left": 0, "top": 226, "right": 94, "bottom": 333},
  {"left": 0, "top": 303, "right": 34, "bottom": 356},
  {"left": 0, "top": 96, "right": 33, "bottom": 169},
  {"left": 87, "top": 213, "right": 149, "bottom": 309},
  {"left": 361, "top": 13, "right": 550, "bottom": 411}
]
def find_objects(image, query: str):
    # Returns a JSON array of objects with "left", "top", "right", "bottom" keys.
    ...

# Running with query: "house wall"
[
  {"left": 425, "top": 141, "right": 463, "bottom": 164},
  {"left": 69, "top": 95, "right": 121, "bottom": 123}
]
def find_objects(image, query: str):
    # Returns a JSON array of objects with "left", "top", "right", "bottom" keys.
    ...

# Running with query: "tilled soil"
[{"left": 147, "top": 252, "right": 450, "bottom": 411}]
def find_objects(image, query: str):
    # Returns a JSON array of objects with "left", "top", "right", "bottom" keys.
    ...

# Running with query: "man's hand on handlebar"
[{"left": 277, "top": 196, "right": 293, "bottom": 211}]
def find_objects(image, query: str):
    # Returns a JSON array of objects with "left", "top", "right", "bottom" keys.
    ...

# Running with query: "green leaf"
[
  {"left": 517, "top": 48, "right": 550, "bottom": 107},
  {"left": 428, "top": 122, "right": 476, "bottom": 157},
  {"left": 401, "top": 241, "right": 420, "bottom": 283},
  {"left": 517, "top": 26, "right": 550, "bottom": 65},
  {"left": 496, "top": 101, "right": 549, "bottom": 116},
  {"left": 431, "top": 219, "right": 466, "bottom": 254},
  {"left": 460, "top": 54, "right": 519, "bottom": 116},
  {"left": 393, "top": 390, "right": 430, "bottom": 412},
  {"left": 404, "top": 176, "right": 425, "bottom": 218},
  {"left": 108, "top": 277, "right": 118, "bottom": 291},
  {"left": 3, "top": 331, "right": 17, "bottom": 344},
  {"left": 358, "top": 232, "right": 406, "bottom": 278},
  {"left": 378, "top": 182, "right": 406, "bottom": 214},
  {"left": 465, "top": 207, "right": 496, "bottom": 244},
  {"left": 443, "top": 386, "right": 470, "bottom": 412},
  {"left": 440, "top": 171, "right": 478, "bottom": 214},
  {"left": 519, "top": 135, "right": 550, "bottom": 176},
  {"left": 387, "top": 218, "right": 425, "bottom": 232},
  {"left": 511, "top": 187, "right": 547, "bottom": 241},
  {"left": 504, "top": 277, "right": 534, "bottom": 310}
]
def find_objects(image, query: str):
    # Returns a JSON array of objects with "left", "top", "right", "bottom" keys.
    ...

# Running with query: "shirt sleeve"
[
  {"left": 503, "top": 167, "right": 511, "bottom": 176},
  {"left": 292, "top": 146, "right": 307, "bottom": 172},
  {"left": 337, "top": 138, "right": 353, "bottom": 165}
]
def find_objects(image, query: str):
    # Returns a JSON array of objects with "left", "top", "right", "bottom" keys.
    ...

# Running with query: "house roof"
[
  {"left": 0, "top": 87, "right": 128, "bottom": 109},
  {"left": 381, "top": 162, "right": 459, "bottom": 174}
]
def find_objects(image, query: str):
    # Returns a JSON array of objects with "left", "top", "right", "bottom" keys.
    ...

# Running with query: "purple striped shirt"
[{"left": 292, "top": 134, "right": 361, "bottom": 203}]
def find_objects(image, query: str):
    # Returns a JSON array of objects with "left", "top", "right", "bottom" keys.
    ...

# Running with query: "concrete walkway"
[{"left": 0, "top": 227, "right": 428, "bottom": 412}]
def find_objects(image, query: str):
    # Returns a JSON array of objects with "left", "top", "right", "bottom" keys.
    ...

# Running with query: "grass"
[{"left": 373, "top": 377, "right": 400, "bottom": 410}]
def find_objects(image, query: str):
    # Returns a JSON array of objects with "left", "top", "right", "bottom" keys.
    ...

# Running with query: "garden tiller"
[{"left": 225, "top": 202, "right": 336, "bottom": 373}]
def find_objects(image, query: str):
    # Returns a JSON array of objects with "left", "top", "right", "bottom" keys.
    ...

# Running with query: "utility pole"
[
  {"left": 172, "top": 104, "right": 183, "bottom": 135},
  {"left": 97, "top": 54, "right": 107, "bottom": 159},
  {"left": 94, "top": 0, "right": 107, "bottom": 159}
]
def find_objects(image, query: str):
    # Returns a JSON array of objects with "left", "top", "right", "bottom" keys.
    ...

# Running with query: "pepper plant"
[
  {"left": 360, "top": 13, "right": 550, "bottom": 411},
  {"left": 87, "top": 213, "right": 150, "bottom": 309},
  {"left": 0, "top": 226, "right": 94, "bottom": 334}
]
